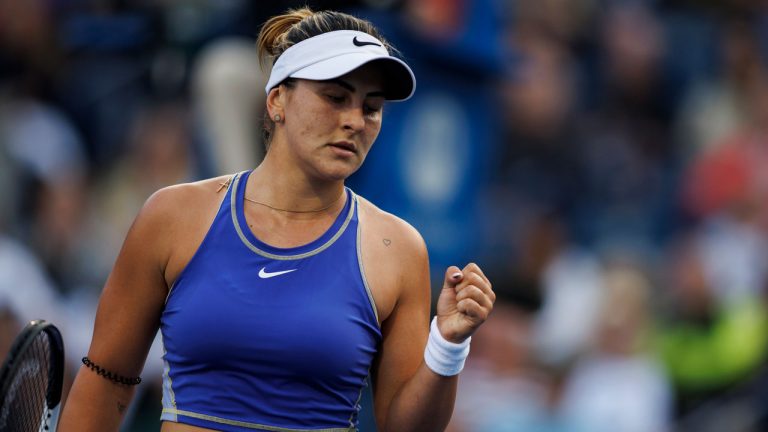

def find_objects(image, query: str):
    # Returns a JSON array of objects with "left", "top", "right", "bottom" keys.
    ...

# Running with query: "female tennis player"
[{"left": 59, "top": 8, "right": 494, "bottom": 432}]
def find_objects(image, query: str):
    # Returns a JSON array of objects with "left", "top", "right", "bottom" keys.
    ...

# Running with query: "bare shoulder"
[
  {"left": 134, "top": 175, "right": 235, "bottom": 283},
  {"left": 356, "top": 195, "right": 427, "bottom": 255},
  {"left": 142, "top": 175, "right": 232, "bottom": 216}
]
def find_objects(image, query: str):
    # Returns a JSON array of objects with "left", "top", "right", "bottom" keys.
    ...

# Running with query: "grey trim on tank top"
[
  {"left": 230, "top": 172, "right": 355, "bottom": 261},
  {"left": 161, "top": 408, "right": 355, "bottom": 431}
]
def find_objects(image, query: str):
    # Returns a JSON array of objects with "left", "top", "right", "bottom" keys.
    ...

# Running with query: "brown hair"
[{"left": 256, "top": 7, "right": 395, "bottom": 147}]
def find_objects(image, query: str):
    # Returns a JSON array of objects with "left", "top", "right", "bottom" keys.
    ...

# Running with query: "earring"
[{"left": 274, "top": 114, "right": 282, "bottom": 122}]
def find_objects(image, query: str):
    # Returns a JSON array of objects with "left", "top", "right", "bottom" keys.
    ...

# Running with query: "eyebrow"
[{"left": 325, "top": 79, "right": 385, "bottom": 98}]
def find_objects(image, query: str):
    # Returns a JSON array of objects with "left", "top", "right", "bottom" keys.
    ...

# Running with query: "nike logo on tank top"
[{"left": 159, "top": 170, "right": 381, "bottom": 431}]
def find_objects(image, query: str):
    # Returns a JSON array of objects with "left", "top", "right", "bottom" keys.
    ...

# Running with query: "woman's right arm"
[{"left": 58, "top": 188, "right": 178, "bottom": 431}]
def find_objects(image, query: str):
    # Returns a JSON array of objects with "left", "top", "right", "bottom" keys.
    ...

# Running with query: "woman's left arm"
[{"left": 372, "top": 229, "right": 494, "bottom": 432}]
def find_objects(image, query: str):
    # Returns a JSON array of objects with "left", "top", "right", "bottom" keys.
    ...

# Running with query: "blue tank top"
[{"left": 159, "top": 170, "right": 381, "bottom": 431}]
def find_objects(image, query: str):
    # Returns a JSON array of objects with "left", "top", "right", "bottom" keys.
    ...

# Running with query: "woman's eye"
[
  {"left": 326, "top": 94, "right": 345, "bottom": 103},
  {"left": 364, "top": 105, "right": 382, "bottom": 115}
]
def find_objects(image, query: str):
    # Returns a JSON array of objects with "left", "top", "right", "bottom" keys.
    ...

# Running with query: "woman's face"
[{"left": 276, "top": 63, "right": 385, "bottom": 181}]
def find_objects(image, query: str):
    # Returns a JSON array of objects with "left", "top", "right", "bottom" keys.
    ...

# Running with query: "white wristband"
[{"left": 424, "top": 317, "right": 471, "bottom": 376}]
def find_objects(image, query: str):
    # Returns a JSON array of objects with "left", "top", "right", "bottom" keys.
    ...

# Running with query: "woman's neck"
[{"left": 245, "top": 160, "right": 346, "bottom": 218}]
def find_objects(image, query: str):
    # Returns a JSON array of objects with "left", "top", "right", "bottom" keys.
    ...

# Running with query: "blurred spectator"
[
  {"left": 574, "top": 2, "right": 678, "bottom": 248},
  {"left": 79, "top": 100, "right": 199, "bottom": 292},
  {"left": 191, "top": 38, "right": 266, "bottom": 175},
  {"left": 655, "top": 233, "right": 768, "bottom": 417},
  {"left": 693, "top": 215, "right": 768, "bottom": 304},
  {"left": 0, "top": 234, "right": 80, "bottom": 399},
  {"left": 447, "top": 290, "right": 565, "bottom": 432},
  {"left": 483, "top": 29, "right": 583, "bottom": 271},
  {"left": 530, "top": 218, "right": 604, "bottom": 370},
  {"left": 679, "top": 54, "right": 768, "bottom": 307},
  {"left": 674, "top": 17, "right": 766, "bottom": 157},
  {"left": 0, "top": 98, "right": 89, "bottom": 294},
  {"left": 512, "top": 0, "right": 596, "bottom": 48},
  {"left": 681, "top": 64, "right": 768, "bottom": 228},
  {"left": 557, "top": 261, "right": 673, "bottom": 432},
  {"left": 0, "top": 0, "right": 62, "bottom": 100},
  {"left": 404, "top": 0, "right": 466, "bottom": 40},
  {"left": 498, "top": 30, "right": 581, "bottom": 219},
  {"left": 53, "top": 3, "right": 158, "bottom": 167}
]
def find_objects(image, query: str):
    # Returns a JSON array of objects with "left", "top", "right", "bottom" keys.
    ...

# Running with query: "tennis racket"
[{"left": 0, "top": 320, "right": 65, "bottom": 432}]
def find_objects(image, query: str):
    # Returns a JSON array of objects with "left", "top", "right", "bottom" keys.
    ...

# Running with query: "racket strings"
[{"left": 0, "top": 334, "right": 52, "bottom": 432}]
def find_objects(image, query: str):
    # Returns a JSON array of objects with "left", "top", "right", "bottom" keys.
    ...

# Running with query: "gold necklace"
[{"left": 243, "top": 191, "right": 344, "bottom": 213}]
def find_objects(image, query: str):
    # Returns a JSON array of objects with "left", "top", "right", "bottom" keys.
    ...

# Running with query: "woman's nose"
[{"left": 341, "top": 107, "right": 366, "bottom": 132}]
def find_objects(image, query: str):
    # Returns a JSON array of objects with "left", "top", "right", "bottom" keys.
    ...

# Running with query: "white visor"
[{"left": 265, "top": 30, "right": 416, "bottom": 101}]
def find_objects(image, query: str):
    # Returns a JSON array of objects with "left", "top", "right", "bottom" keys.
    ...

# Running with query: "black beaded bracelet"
[{"left": 82, "top": 357, "right": 142, "bottom": 386}]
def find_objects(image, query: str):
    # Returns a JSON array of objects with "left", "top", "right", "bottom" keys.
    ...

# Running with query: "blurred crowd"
[{"left": 1, "top": 0, "right": 768, "bottom": 431}]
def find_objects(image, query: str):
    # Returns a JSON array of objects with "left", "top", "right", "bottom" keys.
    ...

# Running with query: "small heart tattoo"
[{"left": 383, "top": 238, "right": 391, "bottom": 246}]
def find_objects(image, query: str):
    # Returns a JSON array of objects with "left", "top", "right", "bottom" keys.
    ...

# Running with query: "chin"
[
  {"left": 314, "top": 159, "right": 363, "bottom": 182},
  {"left": 323, "top": 169, "right": 357, "bottom": 182}
]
